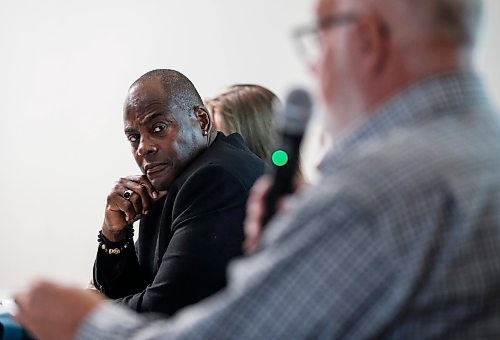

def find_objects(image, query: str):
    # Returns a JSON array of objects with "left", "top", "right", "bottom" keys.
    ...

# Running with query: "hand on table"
[{"left": 14, "top": 280, "right": 105, "bottom": 340}]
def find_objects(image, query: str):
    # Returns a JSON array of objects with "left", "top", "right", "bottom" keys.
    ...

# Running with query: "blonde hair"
[{"left": 206, "top": 84, "right": 279, "bottom": 164}]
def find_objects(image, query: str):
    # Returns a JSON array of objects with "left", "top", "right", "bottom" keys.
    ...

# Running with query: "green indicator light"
[{"left": 272, "top": 150, "right": 289, "bottom": 167}]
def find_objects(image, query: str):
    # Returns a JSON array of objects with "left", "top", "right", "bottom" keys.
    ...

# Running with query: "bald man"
[
  {"left": 93, "top": 69, "right": 265, "bottom": 316},
  {"left": 15, "top": 0, "right": 500, "bottom": 339}
]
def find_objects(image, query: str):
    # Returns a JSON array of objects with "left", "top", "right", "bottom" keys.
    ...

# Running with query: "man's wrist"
[
  {"left": 100, "top": 227, "right": 128, "bottom": 243},
  {"left": 98, "top": 228, "right": 134, "bottom": 255}
]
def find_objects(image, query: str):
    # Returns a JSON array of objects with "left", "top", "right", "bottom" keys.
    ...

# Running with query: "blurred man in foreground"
[{"left": 15, "top": 0, "right": 500, "bottom": 338}]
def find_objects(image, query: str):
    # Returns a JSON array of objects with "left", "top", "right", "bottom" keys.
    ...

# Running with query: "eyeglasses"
[{"left": 293, "top": 12, "right": 358, "bottom": 66}]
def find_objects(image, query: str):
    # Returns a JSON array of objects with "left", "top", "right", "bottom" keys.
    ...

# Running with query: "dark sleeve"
[
  {"left": 93, "top": 239, "right": 148, "bottom": 299},
  {"left": 110, "top": 165, "right": 249, "bottom": 316}
]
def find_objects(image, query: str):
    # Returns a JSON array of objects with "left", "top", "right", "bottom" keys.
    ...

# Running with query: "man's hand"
[
  {"left": 14, "top": 280, "right": 105, "bottom": 340},
  {"left": 102, "top": 175, "right": 167, "bottom": 242},
  {"left": 243, "top": 176, "right": 272, "bottom": 254},
  {"left": 244, "top": 176, "right": 308, "bottom": 254}
]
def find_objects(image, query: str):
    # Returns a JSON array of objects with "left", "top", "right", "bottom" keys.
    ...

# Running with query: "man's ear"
[
  {"left": 355, "top": 14, "right": 390, "bottom": 75},
  {"left": 195, "top": 106, "right": 211, "bottom": 135}
]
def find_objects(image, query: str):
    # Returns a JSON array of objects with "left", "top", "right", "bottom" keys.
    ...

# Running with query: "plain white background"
[{"left": 0, "top": 1, "right": 499, "bottom": 291}]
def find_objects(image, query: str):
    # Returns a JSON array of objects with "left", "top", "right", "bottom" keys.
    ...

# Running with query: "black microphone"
[{"left": 263, "top": 88, "right": 313, "bottom": 225}]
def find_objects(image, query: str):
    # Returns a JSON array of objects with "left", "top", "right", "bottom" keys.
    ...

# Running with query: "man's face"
[
  {"left": 314, "top": 0, "right": 358, "bottom": 121},
  {"left": 123, "top": 79, "right": 205, "bottom": 190}
]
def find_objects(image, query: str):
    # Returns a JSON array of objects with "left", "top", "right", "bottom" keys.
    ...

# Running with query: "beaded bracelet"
[{"left": 97, "top": 228, "right": 134, "bottom": 255}]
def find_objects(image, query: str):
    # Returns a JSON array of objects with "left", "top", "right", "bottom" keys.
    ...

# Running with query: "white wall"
[
  {"left": 0, "top": 1, "right": 498, "bottom": 290},
  {"left": 477, "top": 0, "right": 500, "bottom": 109}
]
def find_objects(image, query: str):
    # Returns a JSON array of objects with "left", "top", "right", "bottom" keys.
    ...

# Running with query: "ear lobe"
[{"left": 195, "top": 106, "right": 212, "bottom": 135}]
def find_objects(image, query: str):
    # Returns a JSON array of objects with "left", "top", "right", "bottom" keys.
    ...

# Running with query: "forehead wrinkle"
[
  {"left": 127, "top": 96, "right": 165, "bottom": 110},
  {"left": 124, "top": 101, "right": 168, "bottom": 132},
  {"left": 139, "top": 112, "right": 168, "bottom": 126},
  {"left": 126, "top": 95, "right": 170, "bottom": 117}
]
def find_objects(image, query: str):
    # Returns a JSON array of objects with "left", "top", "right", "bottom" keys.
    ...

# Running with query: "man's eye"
[
  {"left": 153, "top": 123, "right": 167, "bottom": 133},
  {"left": 128, "top": 135, "right": 139, "bottom": 143}
]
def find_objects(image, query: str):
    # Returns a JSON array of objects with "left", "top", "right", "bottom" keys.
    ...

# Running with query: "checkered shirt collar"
[{"left": 318, "top": 70, "right": 490, "bottom": 175}]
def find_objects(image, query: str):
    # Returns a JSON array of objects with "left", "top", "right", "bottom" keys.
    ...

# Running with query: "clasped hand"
[{"left": 102, "top": 175, "right": 167, "bottom": 242}]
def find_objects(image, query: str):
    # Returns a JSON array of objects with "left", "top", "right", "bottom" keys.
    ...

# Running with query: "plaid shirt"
[{"left": 78, "top": 71, "right": 500, "bottom": 339}]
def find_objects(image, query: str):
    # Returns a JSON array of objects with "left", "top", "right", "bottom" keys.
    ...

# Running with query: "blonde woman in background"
[{"left": 205, "top": 84, "right": 278, "bottom": 165}]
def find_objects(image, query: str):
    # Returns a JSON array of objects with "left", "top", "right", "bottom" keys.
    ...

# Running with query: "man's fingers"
[
  {"left": 249, "top": 176, "right": 272, "bottom": 199},
  {"left": 103, "top": 175, "right": 167, "bottom": 237},
  {"left": 248, "top": 176, "right": 272, "bottom": 221},
  {"left": 108, "top": 192, "right": 138, "bottom": 223},
  {"left": 243, "top": 218, "right": 260, "bottom": 254},
  {"left": 243, "top": 175, "right": 295, "bottom": 254},
  {"left": 244, "top": 176, "right": 272, "bottom": 254},
  {"left": 108, "top": 176, "right": 166, "bottom": 223},
  {"left": 13, "top": 293, "right": 28, "bottom": 318},
  {"left": 127, "top": 175, "right": 159, "bottom": 200},
  {"left": 122, "top": 181, "right": 150, "bottom": 214},
  {"left": 14, "top": 281, "right": 52, "bottom": 328},
  {"left": 156, "top": 190, "right": 168, "bottom": 200}
]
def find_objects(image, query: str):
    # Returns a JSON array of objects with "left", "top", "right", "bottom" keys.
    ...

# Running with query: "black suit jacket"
[{"left": 93, "top": 133, "right": 265, "bottom": 315}]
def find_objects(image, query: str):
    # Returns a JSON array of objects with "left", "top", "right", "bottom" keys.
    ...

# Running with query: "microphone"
[{"left": 263, "top": 88, "right": 313, "bottom": 225}]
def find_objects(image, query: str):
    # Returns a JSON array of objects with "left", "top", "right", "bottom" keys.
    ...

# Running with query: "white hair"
[{"left": 387, "top": 0, "right": 483, "bottom": 48}]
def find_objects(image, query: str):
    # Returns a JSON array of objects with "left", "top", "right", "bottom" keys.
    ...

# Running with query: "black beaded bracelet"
[{"left": 97, "top": 228, "right": 134, "bottom": 255}]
